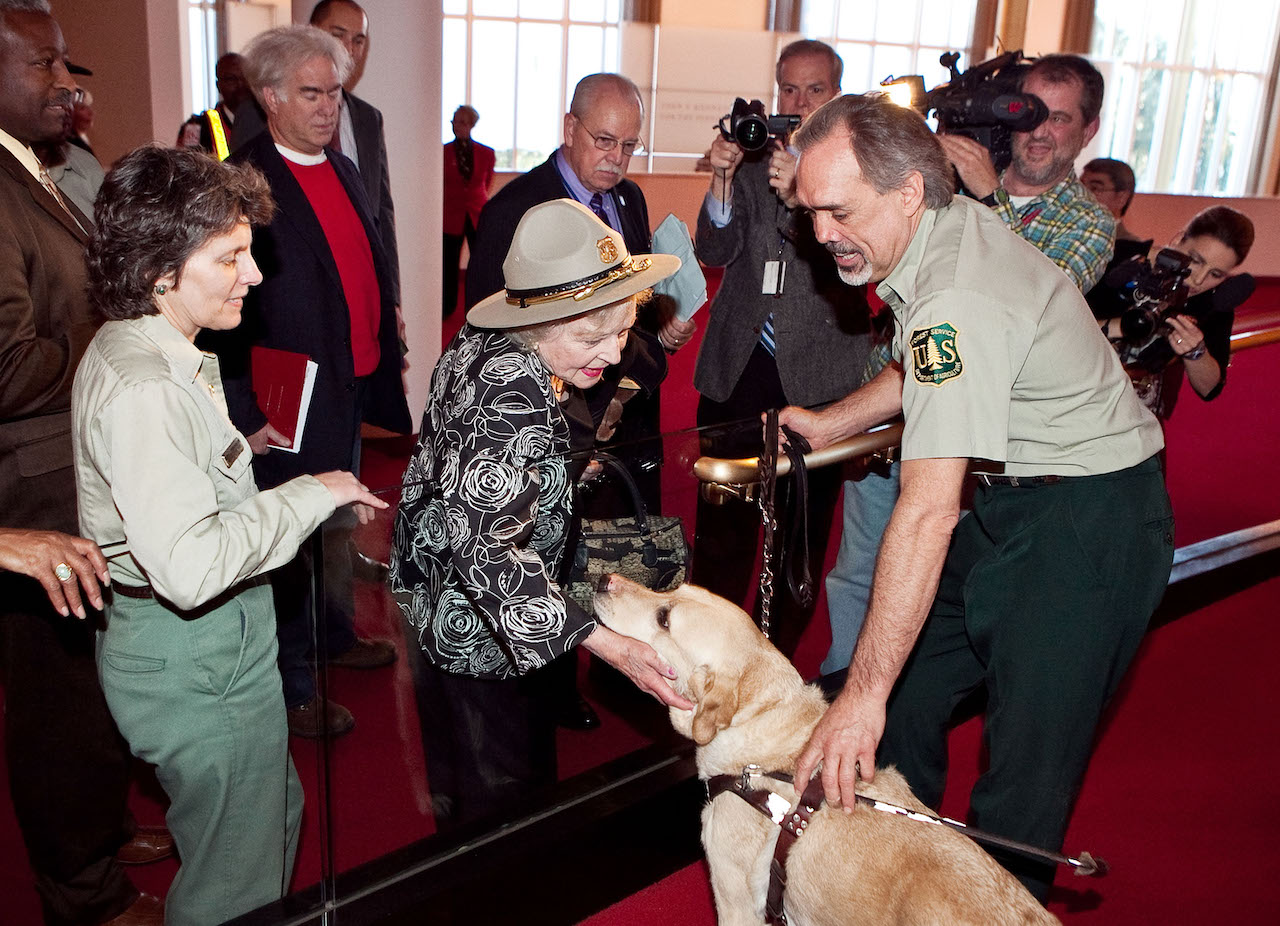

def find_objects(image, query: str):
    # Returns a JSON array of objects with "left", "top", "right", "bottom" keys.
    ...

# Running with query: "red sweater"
[{"left": 285, "top": 158, "right": 381, "bottom": 376}]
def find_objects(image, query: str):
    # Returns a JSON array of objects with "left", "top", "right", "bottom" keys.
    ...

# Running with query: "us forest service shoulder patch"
[{"left": 909, "top": 322, "right": 962, "bottom": 386}]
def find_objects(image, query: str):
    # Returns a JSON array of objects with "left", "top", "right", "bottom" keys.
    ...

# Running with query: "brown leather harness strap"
[{"left": 706, "top": 769, "right": 824, "bottom": 926}]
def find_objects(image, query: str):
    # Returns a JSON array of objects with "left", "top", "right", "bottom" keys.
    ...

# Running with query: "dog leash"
[{"left": 707, "top": 766, "right": 1108, "bottom": 926}]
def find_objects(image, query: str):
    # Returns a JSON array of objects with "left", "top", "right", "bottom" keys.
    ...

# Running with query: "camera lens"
[{"left": 735, "top": 119, "right": 768, "bottom": 150}]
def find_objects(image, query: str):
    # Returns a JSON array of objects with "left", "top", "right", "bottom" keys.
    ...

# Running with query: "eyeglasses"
[{"left": 575, "top": 118, "right": 646, "bottom": 157}]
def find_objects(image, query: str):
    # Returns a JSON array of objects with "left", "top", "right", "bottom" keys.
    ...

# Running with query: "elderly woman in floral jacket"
[{"left": 391, "top": 200, "right": 691, "bottom": 827}]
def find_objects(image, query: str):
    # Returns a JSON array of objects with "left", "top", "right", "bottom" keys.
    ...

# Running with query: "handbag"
[{"left": 563, "top": 453, "right": 688, "bottom": 615}]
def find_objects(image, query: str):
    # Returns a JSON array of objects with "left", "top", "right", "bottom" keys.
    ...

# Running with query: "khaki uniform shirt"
[
  {"left": 878, "top": 197, "right": 1163, "bottom": 477},
  {"left": 73, "top": 313, "right": 335, "bottom": 611}
]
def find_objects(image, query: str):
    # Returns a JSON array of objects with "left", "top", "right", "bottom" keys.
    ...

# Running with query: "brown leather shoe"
[
  {"left": 326, "top": 636, "right": 396, "bottom": 670},
  {"left": 287, "top": 695, "right": 355, "bottom": 738},
  {"left": 101, "top": 892, "right": 164, "bottom": 925},
  {"left": 116, "top": 824, "right": 175, "bottom": 865}
]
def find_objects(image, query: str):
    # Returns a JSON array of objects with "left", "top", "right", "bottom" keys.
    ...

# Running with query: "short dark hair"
[
  {"left": 1082, "top": 157, "right": 1136, "bottom": 213},
  {"left": 794, "top": 93, "right": 954, "bottom": 210},
  {"left": 776, "top": 39, "right": 842, "bottom": 89},
  {"left": 1023, "top": 54, "right": 1105, "bottom": 126},
  {"left": 1184, "top": 205, "right": 1255, "bottom": 265},
  {"left": 309, "top": 0, "right": 363, "bottom": 25},
  {"left": 88, "top": 146, "right": 274, "bottom": 321}
]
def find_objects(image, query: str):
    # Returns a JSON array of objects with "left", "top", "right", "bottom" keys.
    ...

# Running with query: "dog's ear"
[{"left": 690, "top": 666, "right": 738, "bottom": 746}]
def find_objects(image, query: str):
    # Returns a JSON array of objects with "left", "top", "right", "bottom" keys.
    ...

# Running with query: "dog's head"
[{"left": 593, "top": 575, "right": 796, "bottom": 746}]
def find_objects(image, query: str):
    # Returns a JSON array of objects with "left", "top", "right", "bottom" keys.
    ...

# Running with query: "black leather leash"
[
  {"left": 706, "top": 767, "right": 1109, "bottom": 926},
  {"left": 778, "top": 425, "right": 813, "bottom": 609}
]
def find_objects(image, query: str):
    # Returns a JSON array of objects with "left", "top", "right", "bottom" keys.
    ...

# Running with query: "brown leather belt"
[{"left": 111, "top": 583, "right": 155, "bottom": 600}]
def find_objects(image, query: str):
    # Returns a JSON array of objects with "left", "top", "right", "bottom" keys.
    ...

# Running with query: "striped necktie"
[
  {"left": 760, "top": 314, "right": 776, "bottom": 355},
  {"left": 588, "top": 192, "right": 610, "bottom": 226}
]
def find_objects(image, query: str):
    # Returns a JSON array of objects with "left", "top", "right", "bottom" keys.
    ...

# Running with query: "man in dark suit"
[
  {"left": 466, "top": 73, "right": 694, "bottom": 498},
  {"left": 694, "top": 39, "right": 872, "bottom": 658},
  {"left": 213, "top": 25, "right": 411, "bottom": 738},
  {"left": 442, "top": 104, "right": 494, "bottom": 315},
  {"left": 0, "top": 2, "right": 163, "bottom": 922}
]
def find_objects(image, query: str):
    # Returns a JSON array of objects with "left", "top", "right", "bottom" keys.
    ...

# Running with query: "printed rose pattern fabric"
[{"left": 390, "top": 326, "right": 594, "bottom": 679}]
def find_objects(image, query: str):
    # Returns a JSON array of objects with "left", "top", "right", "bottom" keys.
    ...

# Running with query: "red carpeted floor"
[{"left": 1, "top": 280, "right": 1277, "bottom": 924}]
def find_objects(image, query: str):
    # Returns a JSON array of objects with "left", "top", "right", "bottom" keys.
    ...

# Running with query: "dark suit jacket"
[
  {"left": 466, "top": 153, "right": 652, "bottom": 309},
  {"left": 232, "top": 92, "right": 400, "bottom": 304},
  {"left": 0, "top": 146, "right": 97, "bottom": 533},
  {"left": 211, "top": 132, "right": 411, "bottom": 490},
  {"left": 443, "top": 138, "right": 495, "bottom": 236},
  {"left": 695, "top": 155, "right": 870, "bottom": 409}
]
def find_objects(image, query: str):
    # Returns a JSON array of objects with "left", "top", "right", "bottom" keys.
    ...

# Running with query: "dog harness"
[
  {"left": 705, "top": 766, "right": 823, "bottom": 926},
  {"left": 707, "top": 764, "right": 1110, "bottom": 924}
]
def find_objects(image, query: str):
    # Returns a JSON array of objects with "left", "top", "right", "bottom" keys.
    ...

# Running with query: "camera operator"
[
  {"left": 693, "top": 39, "right": 872, "bottom": 657},
  {"left": 938, "top": 54, "right": 1116, "bottom": 292},
  {"left": 1090, "top": 205, "right": 1255, "bottom": 419}
]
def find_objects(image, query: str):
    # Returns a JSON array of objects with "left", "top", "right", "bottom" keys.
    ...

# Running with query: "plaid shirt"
[{"left": 986, "top": 172, "right": 1116, "bottom": 292}]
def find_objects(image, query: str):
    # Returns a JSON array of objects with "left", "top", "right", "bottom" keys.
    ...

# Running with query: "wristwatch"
[{"left": 1183, "top": 342, "right": 1207, "bottom": 361}]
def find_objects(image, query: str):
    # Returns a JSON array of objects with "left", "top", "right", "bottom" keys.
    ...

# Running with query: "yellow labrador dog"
[{"left": 594, "top": 575, "right": 1059, "bottom": 926}]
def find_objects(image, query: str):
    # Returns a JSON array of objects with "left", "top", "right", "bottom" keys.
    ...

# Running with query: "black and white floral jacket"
[{"left": 390, "top": 325, "right": 594, "bottom": 679}]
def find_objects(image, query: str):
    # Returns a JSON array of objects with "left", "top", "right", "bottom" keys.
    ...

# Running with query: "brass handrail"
[{"left": 693, "top": 319, "right": 1280, "bottom": 487}]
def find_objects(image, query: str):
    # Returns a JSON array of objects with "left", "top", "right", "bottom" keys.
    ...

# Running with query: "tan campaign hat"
[{"left": 468, "top": 199, "right": 680, "bottom": 329}]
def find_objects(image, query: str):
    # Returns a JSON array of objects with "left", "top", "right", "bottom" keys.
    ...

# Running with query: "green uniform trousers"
[
  {"left": 878, "top": 455, "right": 1174, "bottom": 901},
  {"left": 97, "top": 580, "right": 302, "bottom": 926}
]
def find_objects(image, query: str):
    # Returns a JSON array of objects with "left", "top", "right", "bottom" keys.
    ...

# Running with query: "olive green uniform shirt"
[
  {"left": 73, "top": 313, "right": 335, "bottom": 610},
  {"left": 878, "top": 197, "right": 1163, "bottom": 477}
]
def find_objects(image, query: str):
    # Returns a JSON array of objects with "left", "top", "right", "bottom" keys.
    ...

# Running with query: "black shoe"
[{"left": 556, "top": 694, "right": 600, "bottom": 731}]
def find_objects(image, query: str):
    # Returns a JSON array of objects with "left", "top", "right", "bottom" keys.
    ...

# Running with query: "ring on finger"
[{"left": 55, "top": 562, "right": 73, "bottom": 582}]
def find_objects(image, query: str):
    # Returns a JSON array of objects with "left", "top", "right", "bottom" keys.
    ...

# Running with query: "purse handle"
[{"left": 587, "top": 452, "right": 659, "bottom": 567}]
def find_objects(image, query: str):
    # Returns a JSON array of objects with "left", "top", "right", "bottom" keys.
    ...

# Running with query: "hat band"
[{"left": 506, "top": 255, "right": 653, "bottom": 309}]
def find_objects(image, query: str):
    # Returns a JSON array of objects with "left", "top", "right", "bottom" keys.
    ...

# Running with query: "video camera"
[
  {"left": 1110, "top": 249, "right": 1193, "bottom": 344},
  {"left": 718, "top": 98, "right": 802, "bottom": 152},
  {"left": 882, "top": 51, "right": 1048, "bottom": 173}
]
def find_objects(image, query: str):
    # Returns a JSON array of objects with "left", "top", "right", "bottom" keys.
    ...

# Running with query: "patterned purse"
[{"left": 563, "top": 454, "right": 688, "bottom": 615}]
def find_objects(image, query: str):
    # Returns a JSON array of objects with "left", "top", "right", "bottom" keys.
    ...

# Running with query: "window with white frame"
[
  {"left": 187, "top": 0, "right": 219, "bottom": 115},
  {"left": 442, "top": 0, "right": 622, "bottom": 171},
  {"left": 1090, "top": 0, "right": 1280, "bottom": 196},
  {"left": 800, "top": 0, "right": 980, "bottom": 95}
]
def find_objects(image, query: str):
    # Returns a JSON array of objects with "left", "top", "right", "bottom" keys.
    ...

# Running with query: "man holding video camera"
[
  {"left": 939, "top": 53, "right": 1115, "bottom": 292},
  {"left": 692, "top": 39, "right": 871, "bottom": 655},
  {"left": 780, "top": 92, "right": 1172, "bottom": 903}
]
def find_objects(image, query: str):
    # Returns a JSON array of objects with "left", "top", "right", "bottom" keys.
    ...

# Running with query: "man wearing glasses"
[{"left": 465, "top": 72, "right": 691, "bottom": 731}]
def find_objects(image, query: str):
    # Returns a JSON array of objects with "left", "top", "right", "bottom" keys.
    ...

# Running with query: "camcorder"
[
  {"left": 883, "top": 51, "right": 1048, "bottom": 174},
  {"left": 718, "top": 98, "right": 802, "bottom": 151},
  {"left": 1111, "top": 248, "right": 1193, "bottom": 344}
]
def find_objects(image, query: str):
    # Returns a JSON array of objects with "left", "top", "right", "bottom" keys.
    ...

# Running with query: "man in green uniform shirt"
[{"left": 780, "top": 93, "right": 1173, "bottom": 902}]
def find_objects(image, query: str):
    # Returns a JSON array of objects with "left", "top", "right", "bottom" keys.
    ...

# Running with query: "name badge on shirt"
[
  {"left": 222, "top": 439, "right": 244, "bottom": 468},
  {"left": 762, "top": 259, "right": 786, "bottom": 295}
]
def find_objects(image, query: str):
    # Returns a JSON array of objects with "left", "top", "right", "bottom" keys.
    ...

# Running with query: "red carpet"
[{"left": 1, "top": 281, "right": 1276, "bottom": 923}]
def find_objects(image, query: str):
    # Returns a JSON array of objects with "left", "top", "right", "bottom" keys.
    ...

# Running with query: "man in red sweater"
[{"left": 210, "top": 25, "right": 411, "bottom": 738}]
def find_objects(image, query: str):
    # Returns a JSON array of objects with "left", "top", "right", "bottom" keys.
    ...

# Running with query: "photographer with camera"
[
  {"left": 938, "top": 54, "right": 1115, "bottom": 292},
  {"left": 692, "top": 39, "right": 872, "bottom": 657},
  {"left": 1090, "top": 205, "right": 1255, "bottom": 419}
]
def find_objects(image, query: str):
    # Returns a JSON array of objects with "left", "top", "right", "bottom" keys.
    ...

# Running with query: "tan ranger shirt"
[
  {"left": 878, "top": 196, "right": 1164, "bottom": 477},
  {"left": 73, "top": 313, "right": 335, "bottom": 611}
]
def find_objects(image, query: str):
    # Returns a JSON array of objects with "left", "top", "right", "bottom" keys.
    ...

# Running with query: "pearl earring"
[{"left": 155, "top": 284, "right": 167, "bottom": 295}]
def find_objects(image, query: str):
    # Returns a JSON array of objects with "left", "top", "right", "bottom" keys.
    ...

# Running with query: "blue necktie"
[{"left": 760, "top": 314, "right": 776, "bottom": 355}]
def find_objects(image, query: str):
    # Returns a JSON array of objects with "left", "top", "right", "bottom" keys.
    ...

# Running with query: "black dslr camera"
[
  {"left": 1111, "top": 249, "right": 1193, "bottom": 343},
  {"left": 719, "top": 98, "right": 801, "bottom": 151},
  {"left": 883, "top": 51, "right": 1048, "bottom": 173}
]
